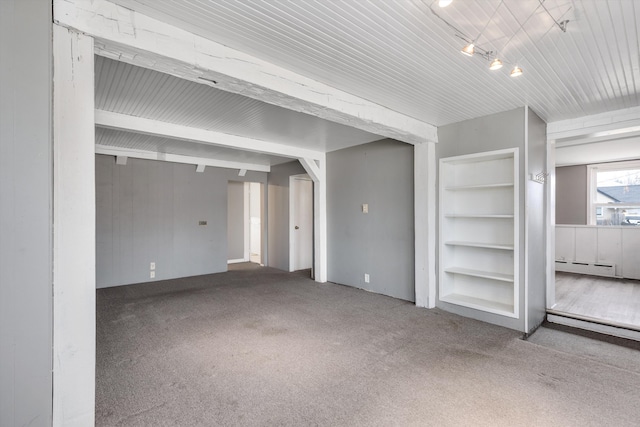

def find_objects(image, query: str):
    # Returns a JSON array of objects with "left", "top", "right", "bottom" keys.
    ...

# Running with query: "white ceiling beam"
[
  {"left": 95, "top": 110, "right": 323, "bottom": 161},
  {"left": 95, "top": 145, "right": 271, "bottom": 173},
  {"left": 548, "top": 106, "right": 640, "bottom": 142},
  {"left": 55, "top": 0, "right": 438, "bottom": 145}
]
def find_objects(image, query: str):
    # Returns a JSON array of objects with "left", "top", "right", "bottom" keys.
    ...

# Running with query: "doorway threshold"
[{"left": 547, "top": 309, "right": 640, "bottom": 342}]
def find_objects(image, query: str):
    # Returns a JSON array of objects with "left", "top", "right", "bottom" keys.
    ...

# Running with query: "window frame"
[{"left": 587, "top": 159, "right": 640, "bottom": 225}]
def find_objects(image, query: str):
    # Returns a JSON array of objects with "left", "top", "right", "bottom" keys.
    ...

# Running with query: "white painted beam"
[
  {"left": 53, "top": 25, "right": 95, "bottom": 427},
  {"left": 95, "top": 145, "right": 271, "bottom": 173},
  {"left": 95, "top": 110, "right": 323, "bottom": 161},
  {"left": 55, "top": 0, "right": 438, "bottom": 145},
  {"left": 299, "top": 157, "right": 327, "bottom": 283},
  {"left": 414, "top": 142, "right": 437, "bottom": 308},
  {"left": 548, "top": 105, "right": 640, "bottom": 142}
]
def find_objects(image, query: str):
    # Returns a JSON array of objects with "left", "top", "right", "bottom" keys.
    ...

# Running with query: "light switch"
[
  {"left": 150, "top": 262, "right": 156, "bottom": 270},
  {"left": 362, "top": 204, "right": 369, "bottom": 214},
  {"left": 150, "top": 271, "right": 156, "bottom": 279}
]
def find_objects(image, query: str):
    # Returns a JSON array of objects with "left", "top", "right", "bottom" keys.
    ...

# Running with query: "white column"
[
  {"left": 415, "top": 142, "right": 437, "bottom": 308},
  {"left": 53, "top": 25, "right": 95, "bottom": 427},
  {"left": 299, "top": 157, "right": 327, "bottom": 283}
]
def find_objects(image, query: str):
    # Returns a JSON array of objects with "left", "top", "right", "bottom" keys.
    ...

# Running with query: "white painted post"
[
  {"left": 299, "top": 157, "right": 327, "bottom": 283},
  {"left": 52, "top": 25, "right": 96, "bottom": 427},
  {"left": 415, "top": 142, "right": 437, "bottom": 308}
]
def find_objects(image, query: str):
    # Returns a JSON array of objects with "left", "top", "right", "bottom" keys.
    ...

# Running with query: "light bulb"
[
  {"left": 439, "top": 0, "right": 453, "bottom": 7},
  {"left": 461, "top": 43, "right": 475, "bottom": 56},
  {"left": 489, "top": 58, "right": 503, "bottom": 70},
  {"left": 510, "top": 66, "right": 523, "bottom": 77}
]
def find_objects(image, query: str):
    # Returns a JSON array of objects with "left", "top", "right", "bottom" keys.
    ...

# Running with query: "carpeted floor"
[{"left": 96, "top": 264, "right": 640, "bottom": 426}]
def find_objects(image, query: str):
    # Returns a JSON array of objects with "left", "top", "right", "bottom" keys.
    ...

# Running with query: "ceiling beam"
[
  {"left": 96, "top": 145, "right": 271, "bottom": 173},
  {"left": 55, "top": 0, "right": 438, "bottom": 145},
  {"left": 548, "top": 105, "right": 640, "bottom": 143},
  {"left": 95, "top": 110, "right": 323, "bottom": 160}
]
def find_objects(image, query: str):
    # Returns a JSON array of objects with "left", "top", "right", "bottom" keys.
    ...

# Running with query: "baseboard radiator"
[{"left": 555, "top": 260, "right": 616, "bottom": 277}]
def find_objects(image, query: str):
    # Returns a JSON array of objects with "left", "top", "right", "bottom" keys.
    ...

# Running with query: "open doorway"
[
  {"left": 228, "top": 181, "right": 263, "bottom": 266},
  {"left": 289, "top": 174, "right": 313, "bottom": 275},
  {"left": 551, "top": 142, "right": 640, "bottom": 333}
]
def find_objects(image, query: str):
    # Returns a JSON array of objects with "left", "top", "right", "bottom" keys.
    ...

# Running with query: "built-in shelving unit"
[{"left": 439, "top": 148, "right": 519, "bottom": 318}]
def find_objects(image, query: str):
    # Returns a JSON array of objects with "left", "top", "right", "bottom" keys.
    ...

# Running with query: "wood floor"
[{"left": 555, "top": 272, "right": 640, "bottom": 328}]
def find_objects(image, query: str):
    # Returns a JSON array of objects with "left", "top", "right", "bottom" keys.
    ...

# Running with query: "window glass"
[{"left": 594, "top": 167, "right": 640, "bottom": 226}]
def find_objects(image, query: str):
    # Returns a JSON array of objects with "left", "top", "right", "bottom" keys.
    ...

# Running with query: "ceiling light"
[
  {"left": 510, "top": 66, "right": 523, "bottom": 77},
  {"left": 438, "top": 0, "right": 453, "bottom": 7},
  {"left": 489, "top": 58, "right": 503, "bottom": 70},
  {"left": 461, "top": 43, "right": 475, "bottom": 56}
]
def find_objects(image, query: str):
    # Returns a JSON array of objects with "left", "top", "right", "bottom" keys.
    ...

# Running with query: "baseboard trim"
[
  {"left": 547, "top": 310, "right": 640, "bottom": 341},
  {"left": 227, "top": 258, "right": 249, "bottom": 264}
]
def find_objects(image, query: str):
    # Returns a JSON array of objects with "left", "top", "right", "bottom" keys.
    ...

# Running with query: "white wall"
[
  {"left": 96, "top": 155, "right": 267, "bottom": 287},
  {"left": 0, "top": 1, "right": 53, "bottom": 424},
  {"left": 556, "top": 225, "right": 640, "bottom": 279}
]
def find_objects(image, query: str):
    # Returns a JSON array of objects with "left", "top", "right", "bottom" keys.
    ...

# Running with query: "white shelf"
[
  {"left": 445, "top": 241, "right": 514, "bottom": 251},
  {"left": 440, "top": 293, "right": 515, "bottom": 317},
  {"left": 444, "top": 214, "right": 513, "bottom": 219},
  {"left": 444, "top": 267, "right": 514, "bottom": 282},
  {"left": 445, "top": 183, "right": 514, "bottom": 191},
  {"left": 439, "top": 148, "right": 519, "bottom": 320}
]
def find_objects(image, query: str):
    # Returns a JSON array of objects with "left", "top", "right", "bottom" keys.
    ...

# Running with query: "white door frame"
[{"left": 289, "top": 174, "right": 313, "bottom": 272}]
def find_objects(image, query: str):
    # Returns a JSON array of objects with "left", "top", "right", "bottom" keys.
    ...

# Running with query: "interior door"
[{"left": 290, "top": 176, "right": 313, "bottom": 271}]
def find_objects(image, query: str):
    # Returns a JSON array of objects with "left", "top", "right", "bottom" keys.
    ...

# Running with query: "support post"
[
  {"left": 53, "top": 25, "right": 95, "bottom": 427},
  {"left": 415, "top": 142, "right": 437, "bottom": 308},
  {"left": 299, "top": 157, "right": 327, "bottom": 283}
]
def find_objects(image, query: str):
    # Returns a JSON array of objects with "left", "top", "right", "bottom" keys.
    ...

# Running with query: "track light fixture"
[
  {"left": 489, "top": 58, "right": 503, "bottom": 70},
  {"left": 429, "top": 0, "right": 571, "bottom": 79},
  {"left": 460, "top": 43, "right": 475, "bottom": 57}
]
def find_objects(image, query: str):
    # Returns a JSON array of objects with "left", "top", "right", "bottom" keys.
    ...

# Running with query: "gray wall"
[
  {"left": 327, "top": 139, "right": 415, "bottom": 302},
  {"left": 96, "top": 155, "right": 267, "bottom": 288},
  {"left": 437, "top": 108, "right": 527, "bottom": 331},
  {"left": 0, "top": 1, "right": 53, "bottom": 425},
  {"left": 526, "top": 109, "right": 548, "bottom": 333},
  {"left": 267, "top": 161, "right": 307, "bottom": 271},
  {"left": 556, "top": 165, "right": 588, "bottom": 225},
  {"left": 227, "top": 181, "right": 245, "bottom": 260}
]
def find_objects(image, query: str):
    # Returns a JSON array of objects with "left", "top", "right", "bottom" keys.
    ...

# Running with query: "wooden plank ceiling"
[{"left": 107, "top": 0, "right": 639, "bottom": 126}]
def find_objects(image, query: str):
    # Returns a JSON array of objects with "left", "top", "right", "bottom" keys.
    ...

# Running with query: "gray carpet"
[{"left": 97, "top": 264, "right": 640, "bottom": 426}]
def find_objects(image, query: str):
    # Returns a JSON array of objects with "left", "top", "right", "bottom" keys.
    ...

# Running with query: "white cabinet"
[{"left": 439, "top": 148, "right": 519, "bottom": 318}]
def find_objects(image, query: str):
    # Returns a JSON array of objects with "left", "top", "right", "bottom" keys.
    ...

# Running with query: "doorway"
[
  {"left": 289, "top": 174, "right": 313, "bottom": 273},
  {"left": 228, "top": 181, "right": 263, "bottom": 265}
]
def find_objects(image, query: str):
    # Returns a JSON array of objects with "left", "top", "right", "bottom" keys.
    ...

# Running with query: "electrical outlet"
[
  {"left": 150, "top": 271, "right": 156, "bottom": 279},
  {"left": 150, "top": 262, "right": 156, "bottom": 270},
  {"left": 364, "top": 273, "right": 370, "bottom": 283},
  {"left": 362, "top": 204, "right": 368, "bottom": 214},
  {"left": 199, "top": 220, "right": 207, "bottom": 226}
]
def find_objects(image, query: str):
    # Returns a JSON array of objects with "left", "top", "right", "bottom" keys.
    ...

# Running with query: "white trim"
[
  {"left": 95, "top": 145, "right": 271, "bottom": 172},
  {"left": 299, "top": 157, "right": 327, "bottom": 282},
  {"left": 53, "top": 25, "right": 95, "bottom": 427},
  {"left": 95, "top": 110, "right": 322, "bottom": 161},
  {"left": 55, "top": 0, "right": 438, "bottom": 145},
  {"left": 243, "top": 182, "right": 251, "bottom": 263},
  {"left": 548, "top": 105, "right": 640, "bottom": 142},
  {"left": 414, "top": 142, "right": 436, "bottom": 308},
  {"left": 227, "top": 258, "right": 249, "bottom": 264},
  {"left": 524, "top": 108, "right": 529, "bottom": 332},
  {"left": 547, "top": 313, "right": 640, "bottom": 342},
  {"left": 546, "top": 139, "right": 556, "bottom": 309}
]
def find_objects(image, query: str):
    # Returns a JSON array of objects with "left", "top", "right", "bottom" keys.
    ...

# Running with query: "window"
[{"left": 588, "top": 160, "right": 640, "bottom": 226}]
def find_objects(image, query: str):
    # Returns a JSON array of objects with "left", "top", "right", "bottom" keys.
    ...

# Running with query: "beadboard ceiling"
[
  {"left": 107, "top": 0, "right": 639, "bottom": 127},
  {"left": 95, "top": 55, "right": 382, "bottom": 162}
]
